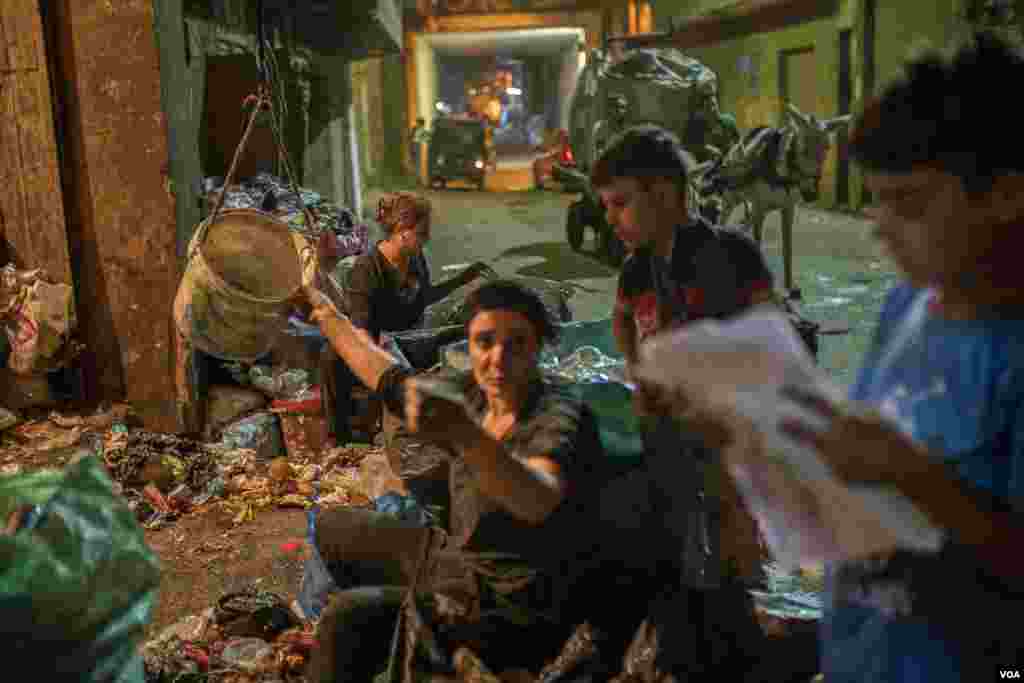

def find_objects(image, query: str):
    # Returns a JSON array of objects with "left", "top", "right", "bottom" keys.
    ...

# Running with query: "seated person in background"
[
  {"left": 320, "top": 191, "right": 489, "bottom": 446},
  {"left": 303, "top": 280, "right": 605, "bottom": 683}
]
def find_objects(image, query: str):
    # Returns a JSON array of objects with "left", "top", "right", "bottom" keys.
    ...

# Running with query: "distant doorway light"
[{"left": 506, "top": 87, "right": 522, "bottom": 96}]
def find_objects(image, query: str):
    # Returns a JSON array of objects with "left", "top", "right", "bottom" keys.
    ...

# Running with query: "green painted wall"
[
  {"left": 873, "top": 1, "right": 961, "bottom": 88},
  {"left": 649, "top": 0, "right": 967, "bottom": 210}
]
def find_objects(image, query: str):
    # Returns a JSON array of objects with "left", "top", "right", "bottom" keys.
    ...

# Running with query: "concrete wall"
[{"left": 303, "top": 57, "right": 353, "bottom": 208}]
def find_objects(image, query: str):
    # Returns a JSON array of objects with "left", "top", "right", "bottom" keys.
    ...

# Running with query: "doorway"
[{"left": 778, "top": 46, "right": 817, "bottom": 121}]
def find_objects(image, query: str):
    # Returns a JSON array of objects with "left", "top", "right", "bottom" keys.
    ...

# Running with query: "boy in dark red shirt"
[
  {"left": 586, "top": 125, "right": 806, "bottom": 680},
  {"left": 593, "top": 125, "right": 774, "bottom": 360}
]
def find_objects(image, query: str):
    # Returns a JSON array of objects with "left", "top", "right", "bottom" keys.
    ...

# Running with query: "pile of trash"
[
  {"left": 143, "top": 583, "right": 315, "bottom": 682},
  {"left": 422, "top": 275, "right": 573, "bottom": 330},
  {"left": 0, "top": 398, "right": 391, "bottom": 531},
  {"left": 203, "top": 172, "right": 369, "bottom": 259}
]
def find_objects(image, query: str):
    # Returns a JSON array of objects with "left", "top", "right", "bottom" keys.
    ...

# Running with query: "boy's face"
[
  {"left": 865, "top": 167, "right": 1024, "bottom": 292},
  {"left": 597, "top": 177, "right": 681, "bottom": 251}
]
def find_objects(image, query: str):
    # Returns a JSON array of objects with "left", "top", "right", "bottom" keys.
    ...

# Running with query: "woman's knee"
[
  {"left": 314, "top": 508, "right": 431, "bottom": 581},
  {"left": 309, "top": 588, "right": 404, "bottom": 683}
]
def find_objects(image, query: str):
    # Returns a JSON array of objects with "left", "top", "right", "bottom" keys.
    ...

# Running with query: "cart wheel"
[
  {"left": 476, "top": 176, "right": 486, "bottom": 192},
  {"left": 566, "top": 204, "right": 584, "bottom": 252}
]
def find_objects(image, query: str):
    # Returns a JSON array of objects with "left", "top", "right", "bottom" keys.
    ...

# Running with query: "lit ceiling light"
[{"left": 506, "top": 87, "right": 522, "bottom": 96}]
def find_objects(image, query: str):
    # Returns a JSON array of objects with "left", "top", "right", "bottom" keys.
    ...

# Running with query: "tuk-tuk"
[{"left": 428, "top": 116, "right": 491, "bottom": 190}]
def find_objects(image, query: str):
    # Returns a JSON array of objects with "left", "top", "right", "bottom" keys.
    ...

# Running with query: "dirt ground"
[{"left": 143, "top": 506, "right": 307, "bottom": 639}]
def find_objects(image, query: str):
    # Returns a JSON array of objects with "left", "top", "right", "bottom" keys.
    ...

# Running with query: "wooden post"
[{"left": 51, "top": 0, "right": 179, "bottom": 432}]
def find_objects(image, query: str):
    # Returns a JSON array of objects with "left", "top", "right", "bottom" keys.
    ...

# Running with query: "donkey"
[{"left": 695, "top": 103, "right": 851, "bottom": 295}]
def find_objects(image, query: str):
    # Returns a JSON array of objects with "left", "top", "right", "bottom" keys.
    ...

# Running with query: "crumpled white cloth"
[{"left": 633, "top": 306, "right": 944, "bottom": 570}]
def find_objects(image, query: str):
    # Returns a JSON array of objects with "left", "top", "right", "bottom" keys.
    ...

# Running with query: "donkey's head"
[{"left": 783, "top": 103, "right": 851, "bottom": 202}]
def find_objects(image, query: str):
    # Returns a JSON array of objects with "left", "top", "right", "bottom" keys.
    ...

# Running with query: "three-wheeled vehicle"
[{"left": 428, "top": 116, "right": 492, "bottom": 191}]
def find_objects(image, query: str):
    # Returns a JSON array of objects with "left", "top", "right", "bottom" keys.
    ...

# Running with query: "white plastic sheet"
[{"left": 632, "top": 306, "right": 944, "bottom": 570}]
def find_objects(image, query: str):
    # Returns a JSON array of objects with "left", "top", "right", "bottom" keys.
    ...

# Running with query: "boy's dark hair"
[
  {"left": 590, "top": 124, "right": 690, "bottom": 194},
  {"left": 463, "top": 280, "right": 558, "bottom": 345},
  {"left": 850, "top": 31, "right": 1024, "bottom": 196}
]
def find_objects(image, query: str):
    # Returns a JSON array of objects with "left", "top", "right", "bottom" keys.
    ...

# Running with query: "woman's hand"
[
  {"left": 778, "top": 385, "right": 932, "bottom": 486},
  {"left": 404, "top": 377, "right": 480, "bottom": 447},
  {"left": 303, "top": 284, "right": 337, "bottom": 325}
]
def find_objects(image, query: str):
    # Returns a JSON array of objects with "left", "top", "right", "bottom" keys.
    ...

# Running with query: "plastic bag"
[
  {"left": 421, "top": 275, "right": 572, "bottom": 329},
  {"left": 221, "top": 412, "right": 285, "bottom": 462},
  {"left": 296, "top": 508, "right": 339, "bottom": 621},
  {"left": 249, "top": 365, "right": 311, "bottom": 399},
  {"left": 384, "top": 326, "right": 465, "bottom": 371},
  {"left": 1, "top": 267, "right": 77, "bottom": 375},
  {"left": 0, "top": 454, "right": 160, "bottom": 682},
  {"left": 373, "top": 492, "right": 436, "bottom": 527}
]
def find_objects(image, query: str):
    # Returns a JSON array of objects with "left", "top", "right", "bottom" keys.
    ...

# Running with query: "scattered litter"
[
  {"left": 143, "top": 584, "right": 314, "bottom": 681},
  {"left": 203, "top": 171, "right": 369, "bottom": 256},
  {"left": 268, "top": 456, "right": 294, "bottom": 482},
  {"left": 250, "top": 366, "right": 312, "bottom": 400},
  {"left": 105, "top": 430, "right": 219, "bottom": 493},
  {"left": 221, "top": 637, "right": 277, "bottom": 673},
  {"left": 205, "top": 385, "right": 268, "bottom": 439},
  {"left": 273, "top": 390, "right": 329, "bottom": 458},
  {"left": 221, "top": 412, "right": 285, "bottom": 463},
  {"left": 0, "top": 407, "right": 20, "bottom": 433},
  {"left": 373, "top": 492, "right": 435, "bottom": 527},
  {"left": 49, "top": 403, "right": 131, "bottom": 431},
  {"left": 0, "top": 264, "right": 78, "bottom": 375}
]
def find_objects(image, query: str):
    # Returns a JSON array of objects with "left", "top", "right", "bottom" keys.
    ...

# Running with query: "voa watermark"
[{"left": 1000, "top": 670, "right": 1021, "bottom": 679}]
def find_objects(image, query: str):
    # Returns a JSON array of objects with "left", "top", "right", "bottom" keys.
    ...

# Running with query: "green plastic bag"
[{"left": 0, "top": 454, "right": 161, "bottom": 682}]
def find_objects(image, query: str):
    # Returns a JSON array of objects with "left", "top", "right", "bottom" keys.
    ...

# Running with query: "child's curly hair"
[{"left": 376, "top": 192, "right": 431, "bottom": 233}]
